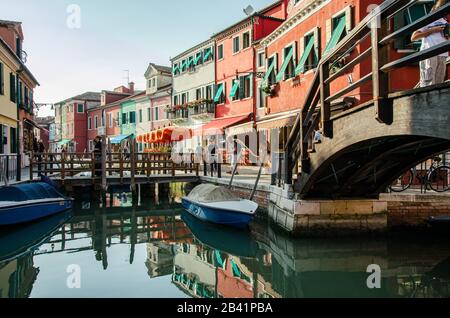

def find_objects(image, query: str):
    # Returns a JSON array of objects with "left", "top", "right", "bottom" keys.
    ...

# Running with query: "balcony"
[{"left": 167, "top": 100, "right": 215, "bottom": 124}]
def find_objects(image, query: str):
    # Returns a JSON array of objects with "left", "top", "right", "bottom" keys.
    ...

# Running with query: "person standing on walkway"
[
  {"left": 93, "top": 136, "right": 102, "bottom": 177},
  {"left": 411, "top": 0, "right": 448, "bottom": 87}
]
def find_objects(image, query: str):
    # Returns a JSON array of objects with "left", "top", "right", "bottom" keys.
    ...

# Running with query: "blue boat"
[
  {"left": 182, "top": 184, "right": 258, "bottom": 229},
  {"left": 0, "top": 210, "right": 73, "bottom": 262},
  {"left": 0, "top": 182, "right": 73, "bottom": 226},
  {"left": 181, "top": 211, "right": 258, "bottom": 257}
]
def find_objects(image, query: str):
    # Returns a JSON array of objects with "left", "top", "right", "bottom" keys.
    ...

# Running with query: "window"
[
  {"left": 194, "top": 52, "right": 203, "bottom": 66},
  {"left": 276, "top": 44, "right": 295, "bottom": 82},
  {"left": 257, "top": 52, "right": 265, "bottom": 68},
  {"left": 258, "top": 87, "right": 265, "bottom": 109},
  {"left": 233, "top": 37, "right": 240, "bottom": 54},
  {"left": 324, "top": 13, "right": 347, "bottom": 55},
  {"left": 101, "top": 111, "right": 106, "bottom": 127},
  {"left": 0, "top": 63, "right": 4, "bottom": 95},
  {"left": 203, "top": 47, "right": 213, "bottom": 63},
  {"left": 154, "top": 107, "right": 159, "bottom": 121},
  {"left": 214, "top": 83, "right": 226, "bottom": 104},
  {"left": 147, "top": 108, "right": 151, "bottom": 121},
  {"left": 9, "top": 73, "right": 16, "bottom": 103},
  {"left": 109, "top": 113, "right": 113, "bottom": 128},
  {"left": 173, "top": 63, "right": 180, "bottom": 75},
  {"left": 88, "top": 117, "right": 92, "bottom": 130},
  {"left": 174, "top": 95, "right": 179, "bottom": 106},
  {"left": 122, "top": 113, "right": 128, "bottom": 124},
  {"left": 393, "top": 1, "right": 434, "bottom": 51},
  {"left": 139, "top": 109, "right": 143, "bottom": 123},
  {"left": 241, "top": 75, "right": 252, "bottom": 99},
  {"left": 129, "top": 111, "right": 136, "bottom": 124},
  {"left": 263, "top": 55, "right": 277, "bottom": 86},
  {"left": 116, "top": 112, "right": 120, "bottom": 125},
  {"left": 77, "top": 103, "right": 84, "bottom": 113},
  {"left": 296, "top": 32, "right": 318, "bottom": 75},
  {"left": 89, "top": 140, "right": 94, "bottom": 152},
  {"left": 196, "top": 88, "right": 202, "bottom": 100},
  {"left": 206, "top": 86, "right": 213, "bottom": 100},
  {"left": 16, "top": 37, "right": 22, "bottom": 59},
  {"left": 230, "top": 80, "right": 240, "bottom": 101},
  {"left": 243, "top": 32, "right": 250, "bottom": 49},
  {"left": 152, "top": 78, "right": 156, "bottom": 87},
  {"left": 181, "top": 93, "right": 188, "bottom": 105},
  {"left": 218, "top": 44, "right": 224, "bottom": 60},
  {"left": 95, "top": 116, "right": 98, "bottom": 129}
]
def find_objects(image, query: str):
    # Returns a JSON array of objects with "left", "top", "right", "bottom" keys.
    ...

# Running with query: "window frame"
[
  {"left": 232, "top": 36, "right": 240, "bottom": 54},
  {"left": 242, "top": 31, "right": 251, "bottom": 50}
]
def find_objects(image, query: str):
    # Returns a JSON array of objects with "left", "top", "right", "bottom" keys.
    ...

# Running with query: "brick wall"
[{"left": 387, "top": 199, "right": 450, "bottom": 228}]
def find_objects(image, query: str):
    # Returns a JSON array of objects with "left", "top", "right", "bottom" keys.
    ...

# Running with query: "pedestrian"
[
  {"left": 411, "top": 0, "right": 448, "bottom": 87},
  {"left": 93, "top": 136, "right": 102, "bottom": 177}
]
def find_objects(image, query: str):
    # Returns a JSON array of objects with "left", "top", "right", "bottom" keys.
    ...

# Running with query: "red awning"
[{"left": 195, "top": 115, "right": 250, "bottom": 136}]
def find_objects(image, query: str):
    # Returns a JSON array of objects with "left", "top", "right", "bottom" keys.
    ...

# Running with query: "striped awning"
[
  {"left": 257, "top": 114, "right": 297, "bottom": 131},
  {"left": 226, "top": 122, "right": 254, "bottom": 136}
]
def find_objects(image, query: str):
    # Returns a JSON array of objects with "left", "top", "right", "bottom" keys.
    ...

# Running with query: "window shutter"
[
  {"left": 345, "top": 6, "right": 353, "bottom": 33},
  {"left": 0, "top": 63, "right": 4, "bottom": 95},
  {"left": 325, "top": 19, "right": 332, "bottom": 48},
  {"left": 239, "top": 77, "right": 245, "bottom": 100},
  {"left": 314, "top": 27, "right": 321, "bottom": 61},
  {"left": 10, "top": 73, "right": 15, "bottom": 103}
]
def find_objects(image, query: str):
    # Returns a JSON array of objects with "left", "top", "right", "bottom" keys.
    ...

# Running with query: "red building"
[
  {"left": 257, "top": 0, "right": 436, "bottom": 147},
  {"left": 87, "top": 85, "right": 134, "bottom": 151},
  {"left": 208, "top": 1, "right": 289, "bottom": 138}
]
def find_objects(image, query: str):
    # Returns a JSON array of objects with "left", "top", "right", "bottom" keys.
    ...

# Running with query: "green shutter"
[
  {"left": 30, "top": 91, "right": 33, "bottom": 113},
  {"left": 295, "top": 36, "right": 315, "bottom": 75},
  {"left": 194, "top": 52, "right": 202, "bottom": 65},
  {"left": 203, "top": 48, "right": 212, "bottom": 62},
  {"left": 186, "top": 57, "right": 194, "bottom": 68},
  {"left": 262, "top": 59, "right": 276, "bottom": 87},
  {"left": 0, "top": 63, "right": 4, "bottom": 95},
  {"left": 324, "top": 15, "right": 346, "bottom": 55},
  {"left": 229, "top": 80, "right": 239, "bottom": 98},
  {"left": 214, "top": 84, "right": 224, "bottom": 103},
  {"left": 173, "top": 64, "right": 179, "bottom": 75},
  {"left": 10, "top": 73, "right": 16, "bottom": 103},
  {"left": 276, "top": 46, "right": 294, "bottom": 82}
]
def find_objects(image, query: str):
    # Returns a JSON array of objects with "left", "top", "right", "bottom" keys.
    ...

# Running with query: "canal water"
[{"left": 1, "top": 183, "right": 449, "bottom": 298}]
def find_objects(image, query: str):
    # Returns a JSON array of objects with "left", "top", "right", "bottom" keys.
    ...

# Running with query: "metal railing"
[
  {"left": 283, "top": 0, "right": 450, "bottom": 185},
  {"left": 0, "top": 154, "right": 19, "bottom": 186}
]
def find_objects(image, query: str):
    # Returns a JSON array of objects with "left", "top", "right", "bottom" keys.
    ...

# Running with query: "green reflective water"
[{"left": 1, "top": 183, "right": 450, "bottom": 298}]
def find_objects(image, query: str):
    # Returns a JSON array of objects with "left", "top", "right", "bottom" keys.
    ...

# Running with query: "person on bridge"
[{"left": 411, "top": 0, "right": 448, "bottom": 87}]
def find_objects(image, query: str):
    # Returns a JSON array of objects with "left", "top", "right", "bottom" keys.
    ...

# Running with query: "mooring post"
[
  {"left": 131, "top": 138, "right": 136, "bottom": 193},
  {"left": 101, "top": 136, "right": 107, "bottom": 193}
]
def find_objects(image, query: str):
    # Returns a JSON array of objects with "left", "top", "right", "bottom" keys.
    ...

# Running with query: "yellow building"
[{"left": 0, "top": 19, "right": 39, "bottom": 156}]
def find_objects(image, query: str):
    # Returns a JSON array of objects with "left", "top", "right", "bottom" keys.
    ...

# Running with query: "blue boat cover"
[{"left": 0, "top": 183, "right": 63, "bottom": 202}]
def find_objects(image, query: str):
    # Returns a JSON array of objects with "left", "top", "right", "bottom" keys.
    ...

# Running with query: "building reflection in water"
[{"left": 1, "top": 183, "right": 450, "bottom": 298}]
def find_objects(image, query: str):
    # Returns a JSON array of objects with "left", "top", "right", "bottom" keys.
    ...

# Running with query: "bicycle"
[{"left": 389, "top": 157, "right": 450, "bottom": 193}]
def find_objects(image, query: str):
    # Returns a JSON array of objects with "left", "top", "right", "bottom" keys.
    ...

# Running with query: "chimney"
[{"left": 129, "top": 82, "right": 135, "bottom": 94}]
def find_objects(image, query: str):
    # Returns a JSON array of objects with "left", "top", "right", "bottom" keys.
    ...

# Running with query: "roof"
[
  {"left": 0, "top": 19, "right": 22, "bottom": 27},
  {"left": 213, "top": 1, "right": 284, "bottom": 38},
  {"left": 86, "top": 91, "right": 146, "bottom": 113},
  {"left": 171, "top": 38, "right": 215, "bottom": 62},
  {"left": 0, "top": 37, "right": 39, "bottom": 86},
  {"left": 149, "top": 63, "right": 171, "bottom": 74},
  {"left": 56, "top": 92, "right": 101, "bottom": 105}
]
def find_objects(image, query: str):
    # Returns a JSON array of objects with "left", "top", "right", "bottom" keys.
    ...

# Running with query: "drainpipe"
[{"left": 16, "top": 68, "right": 23, "bottom": 181}]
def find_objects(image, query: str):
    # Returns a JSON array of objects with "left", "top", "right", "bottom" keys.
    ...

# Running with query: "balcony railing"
[{"left": 167, "top": 100, "right": 215, "bottom": 121}]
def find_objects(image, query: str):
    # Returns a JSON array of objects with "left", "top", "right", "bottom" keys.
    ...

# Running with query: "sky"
[{"left": 1, "top": 0, "right": 275, "bottom": 117}]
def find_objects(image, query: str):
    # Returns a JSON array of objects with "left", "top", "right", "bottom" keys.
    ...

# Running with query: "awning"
[
  {"left": 196, "top": 115, "right": 250, "bottom": 136},
  {"left": 58, "top": 139, "right": 72, "bottom": 146},
  {"left": 23, "top": 118, "right": 41, "bottom": 130},
  {"left": 161, "top": 127, "right": 193, "bottom": 142},
  {"left": 194, "top": 52, "right": 202, "bottom": 65},
  {"left": 262, "top": 58, "right": 276, "bottom": 87},
  {"left": 110, "top": 134, "right": 132, "bottom": 144},
  {"left": 257, "top": 114, "right": 297, "bottom": 131},
  {"left": 180, "top": 60, "right": 187, "bottom": 71},
  {"left": 226, "top": 122, "right": 254, "bottom": 136},
  {"left": 324, "top": 15, "right": 346, "bottom": 55},
  {"left": 186, "top": 56, "right": 194, "bottom": 68},
  {"left": 276, "top": 46, "right": 294, "bottom": 82},
  {"left": 295, "top": 35, "right": 315, "bottom": 75},
  {"left": 172, "top": 64, "right": 179, "bottom": 75}
]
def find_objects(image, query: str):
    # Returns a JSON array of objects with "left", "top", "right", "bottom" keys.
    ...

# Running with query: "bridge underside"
[
  {"left": 295, "top": 84, "right": 450, "bottom": 199},
  {"left": 299, "top": 136, "right": 450, "bottom": 199}
]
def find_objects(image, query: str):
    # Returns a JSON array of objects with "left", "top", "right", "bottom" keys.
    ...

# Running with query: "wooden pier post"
[
  {"left": 130, "top": 138, "right": 136, "bottom": 193},
  {"left": 101, "top": 136, "right": 107, "bottom": 192}
]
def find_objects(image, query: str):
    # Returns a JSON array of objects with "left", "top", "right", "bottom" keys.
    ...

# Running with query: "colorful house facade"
[
  {"left": 257, "top": 0, "right": 434, "bottom": 149},
  {"left": 209, "top": 1, "right": 288, "bottom": 139},
  {"left": 54, "top": 92, "right": 101, "bottom": 152},
  {"left": 170, "top": 39, "right": 216, "bottom": 150},
  {"left": 0, "top": 19, "right": 39, "bottom": 166}
]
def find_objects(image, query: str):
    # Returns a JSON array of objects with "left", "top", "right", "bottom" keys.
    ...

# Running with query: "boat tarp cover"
[
  {"left": 0, "top": 183, "right": 63, "bottom": 202},
  {"left": 187, "top": 184, "right": 240, "bottom": 203}
]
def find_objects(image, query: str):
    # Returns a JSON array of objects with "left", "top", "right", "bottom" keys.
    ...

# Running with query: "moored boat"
[
  {"left": 0, "top": 183, "right": 74, "bottom": 226},
  {"left": 181, "top": 184, "right": 258, "bottom": 229},
  {"left": 428, "top": 216, "right": 450, "bottom": 232}
]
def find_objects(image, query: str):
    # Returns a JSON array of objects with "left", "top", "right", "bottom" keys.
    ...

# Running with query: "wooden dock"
[{"left": 29, "top": 152, "right": 201, "bottom": 189}]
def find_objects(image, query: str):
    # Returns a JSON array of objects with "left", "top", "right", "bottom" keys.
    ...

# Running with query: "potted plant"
[{"left": 263, "top": 84, "right": 276, "bottom": 97}]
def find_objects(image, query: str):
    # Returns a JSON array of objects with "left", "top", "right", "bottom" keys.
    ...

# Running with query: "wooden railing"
[
  {"left": 0, "top": 154, "right": 19, "bottom": 185},
  {"left": 30, "top": 152, "right": 200, "bottom": 183},
  {"left": 283, "top": 0, "right": 450, "bottom": 185}
]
